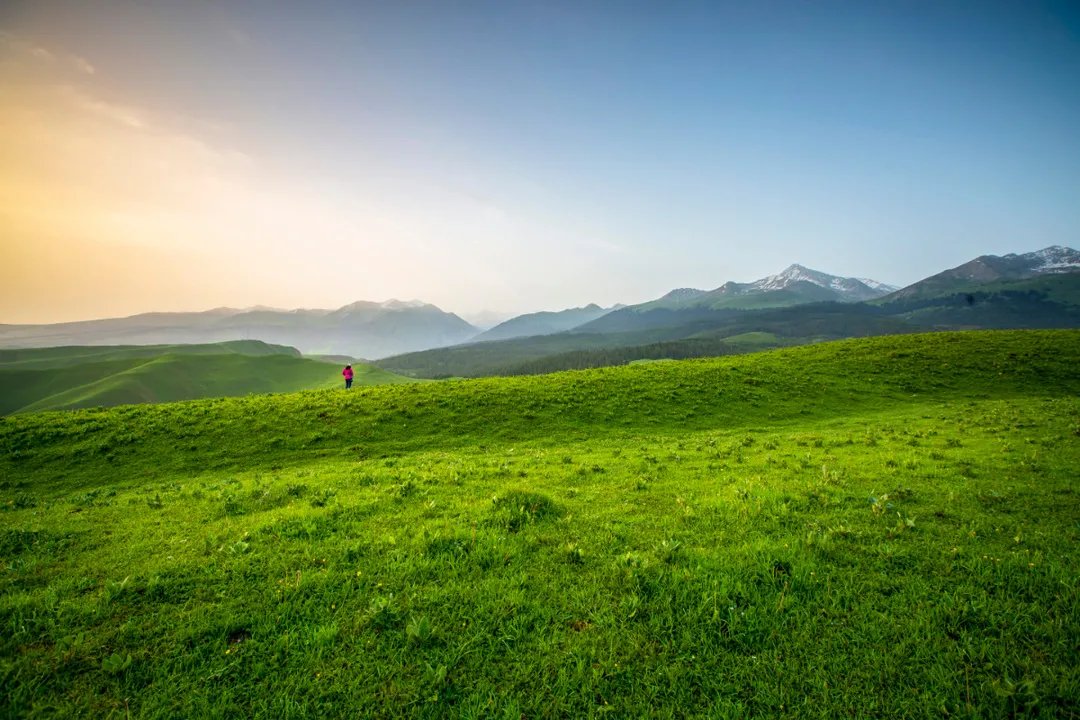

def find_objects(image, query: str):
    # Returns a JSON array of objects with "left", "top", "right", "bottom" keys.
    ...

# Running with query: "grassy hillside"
[
  {"left": 2, "top": 330, "right": 1079, "bottom": 717},
  {"left": 0, "top": 342, "right": 420, "bottom": 414},
  {"left": 0, "top": 340, "right": 301, "bottom": 370},
  {"left": 876, "top": 271, "right": 1080, "bottom": 308}
]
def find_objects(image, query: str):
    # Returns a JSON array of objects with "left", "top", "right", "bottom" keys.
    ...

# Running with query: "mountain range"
[
  {"left": 377, "top": 246, "right": 1080, "bottom": 377},
  {"left": 633, "top": 264, "right": 898, "bottom": 312},
  {"left": 2, "top": 246, "right": 1077, "bottom": 363},
  {"left": 0, "top": 300, "right": 477, "bottom": 360}
]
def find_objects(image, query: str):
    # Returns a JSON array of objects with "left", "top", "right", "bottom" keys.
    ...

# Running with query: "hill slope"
[
  {"left": 2, "top": 330, "right": 1079, "bottom": 717},
  {"left": 6, "top": 329, "right": 1077, "bottom": 476},
  {"left": 0, "top": 342, "right": 420, "bottom": 414}
]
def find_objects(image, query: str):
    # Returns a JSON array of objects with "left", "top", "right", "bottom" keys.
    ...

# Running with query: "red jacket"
[{"left": 342, "top": 367, "right": 354, "bottom": 380}]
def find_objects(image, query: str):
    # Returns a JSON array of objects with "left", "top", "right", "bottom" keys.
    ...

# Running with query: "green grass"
[
  {"left": 2, "top": 330, "right": 1079, "bottom": 718},
  {"left": 0, "top": 342, "right": 420, "bottom": 414}
]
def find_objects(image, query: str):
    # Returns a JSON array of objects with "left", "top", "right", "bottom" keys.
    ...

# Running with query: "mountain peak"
[
  {"left": 757, "top": 264, "right": 840, "bottom": 292},
  {"left": 884, "top": 245, "right": 1080, "bottom": 301},
  {"left": 1028, "top": 245, "right": 1080, "bottom": 271},
  {"left": 335, "top": 299, "right": 435, "bottom": 313},
  {"left": 963, "top": 246, "right": 1080, "bottom": 279},
  {"left": 379, "top": 299, "right": 432, "bottom": 311},
  {"left": 659, "top": 288, "right": 708, "bottom": 303}
]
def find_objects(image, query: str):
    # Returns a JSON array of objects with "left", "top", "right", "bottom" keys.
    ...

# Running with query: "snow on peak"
[
  {"left": 379, "top": 299, "right": 431, "bottom": 310},
  {"left": 743, "top": 263, "right": 895, "bottom": 300},
  {"left": 1030, "top": 245, "right": 1080, "bottom": 271},
  {"left": 755, "top": 264, "right": 839, "bottom": 292},
  {"left": 857, "top": 278, "right": 900, "bottom": 292},
  {"left": 755, "top": 264, "right": 816, "bottom": 291}
]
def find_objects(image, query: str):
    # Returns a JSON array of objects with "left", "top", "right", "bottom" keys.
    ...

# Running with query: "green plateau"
[{"left": 2, "top": 330, "right": 1079, "bottom": 717}]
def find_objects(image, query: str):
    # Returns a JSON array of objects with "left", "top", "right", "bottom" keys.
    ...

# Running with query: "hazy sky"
[{"left": 2, "top": 1, "right": 1079, "bottom": 324}]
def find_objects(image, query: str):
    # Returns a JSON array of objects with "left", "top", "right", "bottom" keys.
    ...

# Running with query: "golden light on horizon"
[{"left": 0, "top": 32, "right": 452, "bottom": 324}]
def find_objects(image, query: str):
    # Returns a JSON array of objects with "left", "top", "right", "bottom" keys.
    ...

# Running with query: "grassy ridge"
[
  {"left": 0, "top": 340, "right": 300, "bottom": 369},
  {"left": 2, "top": 330, "right": 1079, "bottom": 717},
  {"left": 5, "top": 330, "right": 1076, "bottom": 484},
  {"left": 0, "top": 342, "right": 420, "bottom": 415}
]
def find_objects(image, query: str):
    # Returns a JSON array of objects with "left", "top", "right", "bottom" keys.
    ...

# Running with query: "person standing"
[{"left": 342, "top": 364, "right": 354, "bottom": 389}]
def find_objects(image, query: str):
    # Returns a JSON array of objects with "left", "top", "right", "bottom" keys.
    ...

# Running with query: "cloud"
[
  {"left": 29, "top": 46, "right": 54, "bottom": 61},
  {"left": 72, "top": 56, "right": 95, "bottom": 75},
  {"left": 56, "top": 85, "right": 145, "bottom": 128},
  {"left": 0, "top": 32, "right": 93, "bottom": 73}
]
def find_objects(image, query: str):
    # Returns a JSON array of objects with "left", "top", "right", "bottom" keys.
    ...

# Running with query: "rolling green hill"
[
  {"left": 2, "top": 330, "right": 1079, "bottom": 716},
  {"left": 0, "top": 339, "right": 301, "bottom": 369},
  {"left": 0, "top": 342, "right": 421, "bottom": 414}
]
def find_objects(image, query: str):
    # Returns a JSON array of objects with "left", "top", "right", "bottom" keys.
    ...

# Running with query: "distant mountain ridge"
[
  {"left": 473, "top": 304, "right": 619, "bottom": 343},
  {"left": 578, "top": 264, "right": 897, "bottom": 334},
  {"left": 4, "top": 247, "right": 1077, "bottom": 365},
  {"left": 0, "top": 300, "right": 479, "bottom": 359},
  {"left": 378, "top": 246, "right": 1080, "bottom": 378},
  {"left": 629, "top": 264, "right": 897, "bottom": 315}
]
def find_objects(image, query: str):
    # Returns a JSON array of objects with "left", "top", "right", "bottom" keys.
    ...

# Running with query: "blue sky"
[{"left": 1, "top": 0, "right": 1078, "bottom": 322}]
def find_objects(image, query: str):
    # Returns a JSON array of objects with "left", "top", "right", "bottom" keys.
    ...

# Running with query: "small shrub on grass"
[
  {"left": 309, "top": 488, "right": 336, "bottom": 508},
  {"left": 367, "top": 595, "right": 399, "bottom": 632},
  {"left": 101, "top": 652, "right": 132, "bottom": 675},
  {"left": 285, "top": 483, "right": 308, "bottom": 498},
  {"left": 395, "top": 479, "right": 417, "bottom": 499},
  {"left": 406, "top": 615, "right": 435, "bottom": 646},
  {"left": 488, "top": 490, "right": 561, "bottom": 532},
  {"left": 659, "top": 538, "right": 683, "bottom": 564},
  {"left": 11, "top": 492, "right": 37, "bottom": 509}
]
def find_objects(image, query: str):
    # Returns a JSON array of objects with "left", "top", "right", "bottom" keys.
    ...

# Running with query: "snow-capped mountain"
[
  {"left": 884, "top": 246, "right": 1080, "bottom": 301},
  {"left": 857, "top": 278, "right": 899, "bottom": 293},
  {"left": 1003, "top": 246, "right": 1080, "bottom": 274},
  {"left": 745, "top": 264, "right": 898, "bottom": 302},
  {"left": 616, "top": 264, "right": 897, "bottom": 316}
]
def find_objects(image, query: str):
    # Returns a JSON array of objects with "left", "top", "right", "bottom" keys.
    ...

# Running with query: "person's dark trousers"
[{"left": 345, "top": 379, "right": 353, "bottom": 389}]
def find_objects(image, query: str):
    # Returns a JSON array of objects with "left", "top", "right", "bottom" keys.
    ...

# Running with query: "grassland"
[
  {"left": 2, "top": 330, "right": 1079, "bottom": 718},
  {"left": 0, "top": 342, "right": 419, "bottom": 415}
]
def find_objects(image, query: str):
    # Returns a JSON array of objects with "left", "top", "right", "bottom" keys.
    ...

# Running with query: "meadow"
[{"left": 1, "top": 330, "right": 1078, "bottom": 718}]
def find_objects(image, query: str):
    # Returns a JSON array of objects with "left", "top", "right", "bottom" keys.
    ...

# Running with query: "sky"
[{"left": 1, "top": 0, "right": 1079, "bottom": 324}]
